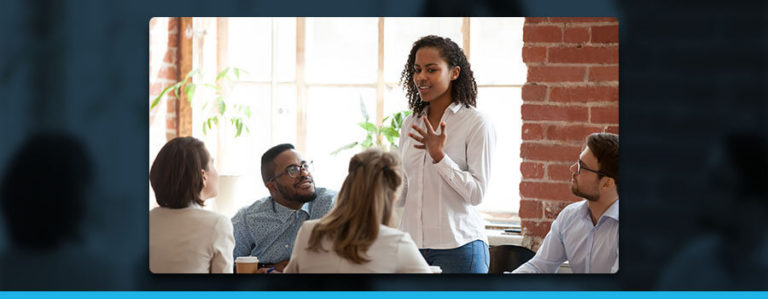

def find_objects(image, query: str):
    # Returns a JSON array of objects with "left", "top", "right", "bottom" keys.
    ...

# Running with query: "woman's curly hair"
[{"left": 399, "top": 35, "right": 477, "bottom": 116}]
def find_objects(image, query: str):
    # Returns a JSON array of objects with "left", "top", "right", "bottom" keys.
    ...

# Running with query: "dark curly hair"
[{"left": 399, "top": 35, "right": 477, "bottom": 116}]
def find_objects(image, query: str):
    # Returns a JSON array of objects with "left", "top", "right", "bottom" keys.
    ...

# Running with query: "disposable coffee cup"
[
  {"left": 235, "top": 256, "right": 259, "bottom": 274},
  {"left": 429, "top": 266, "right": 442, "bottom": 274}
]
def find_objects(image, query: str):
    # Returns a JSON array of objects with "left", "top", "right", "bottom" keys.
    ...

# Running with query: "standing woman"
[
  {"left": 397, "top": 35, "right": 496, "bottom": 273},
  {"left": 149, "top": 137, "right": 235, "bottom": 273}
]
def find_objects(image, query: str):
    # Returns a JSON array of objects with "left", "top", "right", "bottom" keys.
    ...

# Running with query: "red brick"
[
  {"left": 166, "top": 98, "right": 177, "bottom": 111},
  {"left": 522, "top": 46, "right": 547, "bottom": 63},
  {"left": 521, "top": 161, "right": 545, "bottom": 179},
  {"left": 543, "top": 200, "right": 574, "bottom": 219},
  {"left": 522, "top": 84, "right": 547, "bottom": 102},
  {"left": 521, "top": 143, "right": 582, "bottom": 162},
  {"left": 591, "top": 106, "right": 619, "bottom": 124},
  {"left": 149, "top": 81, "right": 179, "bottom": 97},
  {"left": 167, "top": 17, "right": 179, "bottom": 31},
  {"left": 564, "top": 27, "right": 589, "bottom": 43},
  {"left": 547, "top": 124, "right": 604, "bottom": 141},
  {"left": 548, "top": 163, "right": 574, "bottom": 181},
  {"left": 550, "top": 86, "right": 618, "bottom": 103},
  {"left": 592, "top": 25, "right": 619, "bottom": 43},
  {"left": 521, "top": 220, "right": 552, "bottom": 239},
  {"left": 550, "top": 17, "right": 617, "bottom": 23},
  {"left": 528, "top": 66, "right": 586, "bottom": 83},
  {"left": 524, "top": 25, "right": 562, "bottom": 43},
  {"left": 156, "top": 66, "right": 178, "bottom": 80},
  {"left": 605, "top": 126, "right": 619, "bottom": 134},
  {"left": 519, "top": 199, "right": 543, "bottom": 219},
  {"left": 521, "top": 104, "right": 589, "bottom": 122},
  {"left": 522, "top": 123, "right": 544, "bottom": 140},
  {"left": 162, "top": 50, "right": 176, "bottom": 64},
  {"left": 150, "top": 33, "right": 179, "bottom": 48},
  {"left": 521, "top": 181, "right": 581, "bottom": 201},
  {"left": 589, "top": 66, "right": 618, "bottom": 82},
  {"left": 549, "top": 46, "right": 618, "bottom": 64},
  {"left": 525, "top": 17, "right": 549, "bottom": 24}
]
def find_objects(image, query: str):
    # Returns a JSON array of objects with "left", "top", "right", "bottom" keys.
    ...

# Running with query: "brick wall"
[
  {"left": 519, "top": 17, "right": 619, "bottom": 251},
  {"left": 149, "top": 17, "right": 180, "bottom": 142}
]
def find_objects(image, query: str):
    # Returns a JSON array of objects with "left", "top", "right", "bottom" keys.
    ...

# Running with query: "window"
[{"left": 171, "top": 17, "right": 526, "bottom": 222}]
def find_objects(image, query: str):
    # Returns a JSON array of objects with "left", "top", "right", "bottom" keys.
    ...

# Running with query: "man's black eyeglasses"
[
  {"left": 577, "top": 160, "right": 609, "bottom": 177},
  {"left": 270, "top": 161, "right": 313, "bottom": 182}
]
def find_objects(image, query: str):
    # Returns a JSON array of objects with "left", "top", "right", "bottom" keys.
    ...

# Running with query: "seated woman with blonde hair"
[
  {"left": 149, "top": 137, "right": 234, "bottom": 273},
  {"left": 283, "top": 149, "right": 431, "bottom": 273}
]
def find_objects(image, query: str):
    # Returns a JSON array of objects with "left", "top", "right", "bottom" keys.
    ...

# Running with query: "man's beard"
[
  {"left": 571, "top": 184, "right": 599, "bottom": 202},
  {"left": 277, "top": 177, "right": 317, "bottom": 204}
]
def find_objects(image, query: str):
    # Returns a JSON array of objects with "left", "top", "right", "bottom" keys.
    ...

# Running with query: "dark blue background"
[{"left": 0, "top": 0, "right": 766, "bottom": 291}]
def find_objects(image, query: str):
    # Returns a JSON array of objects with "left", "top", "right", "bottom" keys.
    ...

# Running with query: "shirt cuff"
[{"left": 433, "top": 154, "right": 459, "bottom": 179}]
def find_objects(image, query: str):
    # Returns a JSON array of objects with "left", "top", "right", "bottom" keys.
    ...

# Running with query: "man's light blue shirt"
[
  {"left": 513, "top": 199, "right": 619, "bottom": 273},
  {"left": 231, "top": 188, "right": 336, "bottom": 264}
]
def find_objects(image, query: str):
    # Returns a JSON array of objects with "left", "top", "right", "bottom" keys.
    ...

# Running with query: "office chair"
[{"left": 488, "top": 244, "right": 535, "bottom": 274}]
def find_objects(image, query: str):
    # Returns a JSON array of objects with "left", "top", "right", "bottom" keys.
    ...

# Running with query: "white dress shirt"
[
  {"left": 283, "top": 219, "right": 431, "bottom": 273},
  {"left": 149, "top": 205, "right": 235, "bottom": 273},
  {"left": 513, "top": 199, "right": 619, "bottom": 273},
  {"left": 398, "top": 102, "right": 496, "bottom": 249}
]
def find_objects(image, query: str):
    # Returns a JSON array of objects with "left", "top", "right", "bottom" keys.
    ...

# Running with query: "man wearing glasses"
[
  {"left": 232, "top": 143, "right": 336, "bottom": 272},
  {"left": 512, "top": 133, "right": 619, "bottom": 273}
]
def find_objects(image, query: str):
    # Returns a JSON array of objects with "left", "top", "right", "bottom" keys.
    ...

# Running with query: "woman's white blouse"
[{"left": 398, "top": 102, "right": 496, "bottom": 249}]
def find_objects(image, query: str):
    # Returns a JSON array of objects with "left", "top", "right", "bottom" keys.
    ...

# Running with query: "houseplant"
[
  {"left": 332, "top": 97, "right": 412, "bottom": 155},
  {"left": 150, "top": 67, "right": 252, "bottom": 137}
]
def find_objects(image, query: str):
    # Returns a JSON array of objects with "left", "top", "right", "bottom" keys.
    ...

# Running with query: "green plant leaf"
[
  {"left": 381, "top": 127, "right": 399, "bottom": 138},
  {"left": 212, "top": 115, "right": 219, "bottom": 126},
  {"left": 235, "top": 119, "right": 243, "bottom": 137},
  {"left": 331, "top": 142, "right": 359, "bottom": 156},
  {"left": 218, "top": 99, "right": 226, "bottom": 115},
  {"left": 216, "top": 67, "right": 231, "bottom": 81},
  {"left": 361, "top": 135, "right": 373, "bottom": 149},
  {"left": 358, "top": 122, "right": 377, "bottom": 133},
  {"left": 185, "top": 84, "right": 197, "bottom": 103},
  {"left": 151, "top": 84, "right": 170, "bottom": 109},
  {"left": 245, "top": 106, "right": 252, "bottom": 118},
  {"left": 359, "top": 97, "right": 369, "bottom": 122},
  {"left": 202, "top": 120, "right": 208, "bottom": 135}
]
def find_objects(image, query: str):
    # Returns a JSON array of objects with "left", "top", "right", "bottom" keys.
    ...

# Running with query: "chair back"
[{"left": 488, "top": 245, "right": 535, "bottom": 274}]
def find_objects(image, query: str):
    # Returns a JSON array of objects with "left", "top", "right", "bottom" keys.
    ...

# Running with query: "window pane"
[
  {"left": 475, "top": 87, "right": 522, "bottom": 213},
  {"left": 227, "top": 18, "right": 271, "bottom": 82},
  {"left": 217, "top": 84, "right": 271, "bottom": 175},
  {"left": 305, "top": 18, "right": 378, "bottom": 84},
  {"left": 273, "top": 83, "right": 298, "bottom": 145},
  {"left": 470, "top": 18, "right": 526, "bottom": 85},
  {"left": 383, "top": 84, "right": 411, "bottom": 122},
  {"left": 305, "top": 87, "right": 377, "bottom": 192},
  {"left": 275, "top": 18, "right": 296, "bottom": 82},
  {"left": 383, "top": 18, "right": 463, "bottom": 83}
]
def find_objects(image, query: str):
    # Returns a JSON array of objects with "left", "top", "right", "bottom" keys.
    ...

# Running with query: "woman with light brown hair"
[{"left": 283, "top": 149, "right": 430, "bottom": 273}]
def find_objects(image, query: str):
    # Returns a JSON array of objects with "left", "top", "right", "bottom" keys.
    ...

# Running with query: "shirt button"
[{"left": 285, "top": 244, "right": 289, "bottom": 248}]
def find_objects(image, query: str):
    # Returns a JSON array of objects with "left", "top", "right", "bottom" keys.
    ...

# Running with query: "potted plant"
[
  {"left": 332, "top": 96, "right": 412, "bottom": 155},
  {"left": 150, "top": 67, "right": 252, "bottom": 137}
]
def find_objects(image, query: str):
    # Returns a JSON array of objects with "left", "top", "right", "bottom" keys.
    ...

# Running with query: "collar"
[
  {"left": 423, "top": 102, "right": 463, "bottom": 116},
  {"left": 270, "top": 197, "right": 311, "bottom": 222},
  {"left": 580, "top": 199, "right": 619, "bottom": 222},
  {"left": 603, "top": 199, "right": 619, "bottom": 221},
  {"left": 447, "top": 102, "right": 463, "bottom": 114}
]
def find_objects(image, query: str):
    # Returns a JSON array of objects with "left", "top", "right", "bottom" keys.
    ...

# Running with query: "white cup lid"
[{"left": 235, "top": 256, "right": 259, "bottom": 263}]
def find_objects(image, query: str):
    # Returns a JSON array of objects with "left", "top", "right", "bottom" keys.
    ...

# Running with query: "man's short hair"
[
  {"left": 261, "top": 143, "right": 296, "bottom": 184},
  {"left": 587, "top": 133, "right": 619, "bottom": 186}
]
